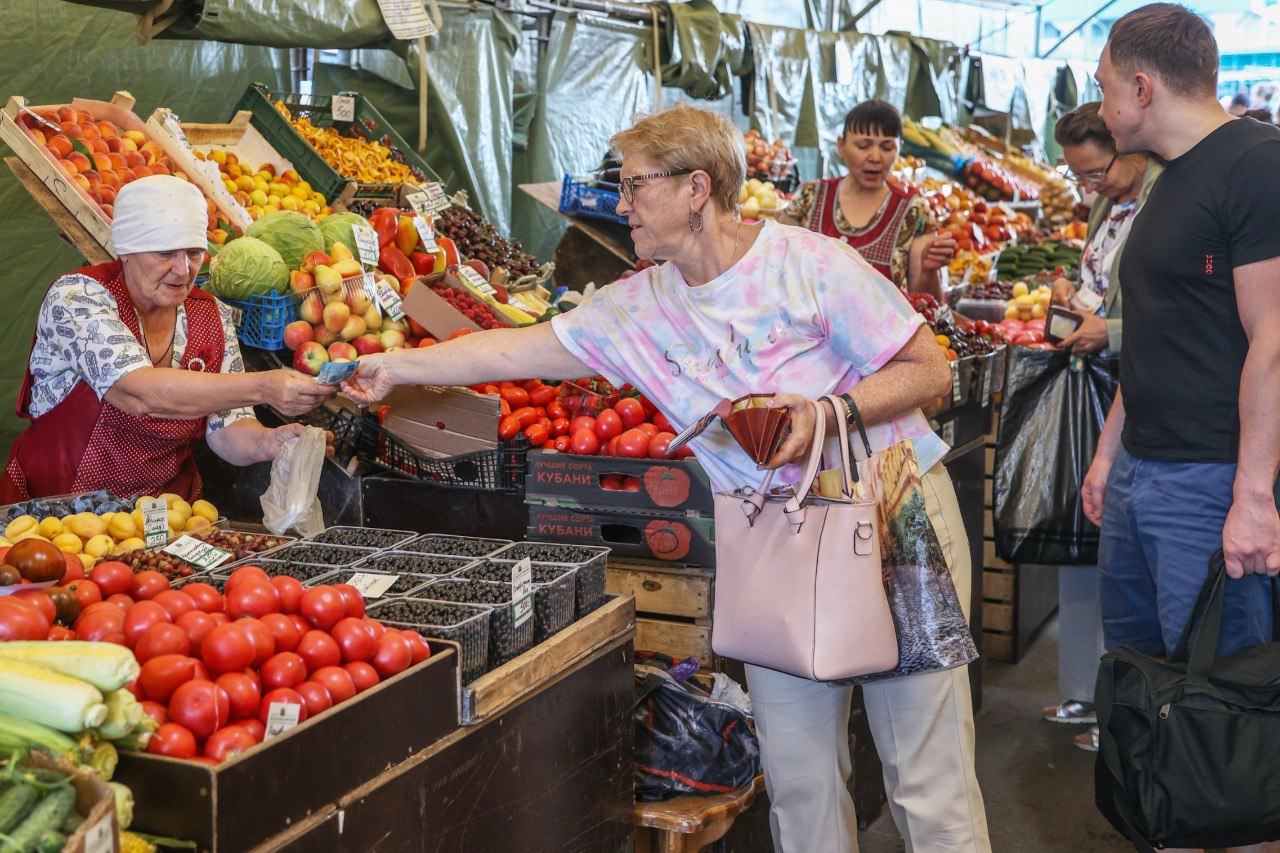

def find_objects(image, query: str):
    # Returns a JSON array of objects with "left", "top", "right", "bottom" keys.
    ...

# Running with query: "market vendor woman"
[
  {"left": 779, "top": 99, "right": 954, "bottom": 295},
  {"left": 0, "top": 175, "right": 335, "bottom": 503}
]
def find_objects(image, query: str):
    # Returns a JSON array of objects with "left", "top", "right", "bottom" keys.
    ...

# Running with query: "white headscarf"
[{"left": 110, "top": 175, "right": 207, "bottom": 255}]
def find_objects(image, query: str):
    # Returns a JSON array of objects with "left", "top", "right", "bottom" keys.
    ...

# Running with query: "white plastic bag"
[{"left": 260, "top": 426, "right": 326, "bottom": 537}]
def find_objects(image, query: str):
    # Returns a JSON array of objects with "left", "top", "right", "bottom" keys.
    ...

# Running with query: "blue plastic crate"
[
  {"left": 220, "top": 291, "right": 297, "bottom": 350},
  {"left": 559, "top": 175, "right": 628, "bottom": 225}
]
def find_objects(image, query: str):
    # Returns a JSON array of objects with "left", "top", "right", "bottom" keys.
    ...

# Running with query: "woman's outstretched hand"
[{"left": 760, "top": 394, "right": 816, "bottom": 470}]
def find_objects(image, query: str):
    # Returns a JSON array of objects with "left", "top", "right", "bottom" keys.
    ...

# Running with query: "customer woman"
[
  {"left": 0, "top": 175, "right": 335, "bottom": 503},
  {"left": 1043, "top": 102, "right": 1161, "bottom": 751},
  {"left": 779, "top": 99, "right": 955, "bottom": 295},
  {"left": 343, "top": 103, "right": 990, "bottom": 852}
]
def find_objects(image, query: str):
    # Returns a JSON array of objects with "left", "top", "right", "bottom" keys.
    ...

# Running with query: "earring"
[{"left": 688, "top": 210, "right": 704, "bottom": 233}]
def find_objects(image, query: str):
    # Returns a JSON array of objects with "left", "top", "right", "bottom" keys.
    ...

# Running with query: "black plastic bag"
[
  {"left": 634, "top": 652, "right": 760, "bottom": 802},
  {"left": 993, "top": 348, "right": 1119, "bottom": 565}
]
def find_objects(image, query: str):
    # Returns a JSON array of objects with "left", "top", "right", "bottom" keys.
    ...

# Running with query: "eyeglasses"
[
  {"left": 1065, "top": 152, "right": 1117, "bottom": 186},
  {"left": 619, "top": 170, "right": 693, "bottom": 203}
]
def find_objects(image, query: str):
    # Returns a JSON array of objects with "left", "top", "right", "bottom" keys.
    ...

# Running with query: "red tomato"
[
  {"left": 401, "top": 630, "right": 431, "bottom": 664},
  {"left": 259, "top": 652, "right": 308, "bottom": 691},
  {"left": 236, "top": 718, "right": 265, "bottom": 743},
  {"left": 617, "top": 429, "right": 651, "bottom": 458},
  {"left": 176, "top": 582, "right": 223, "bottom": 614},
  {"left": 140, "top": 655, "right": 199, "bottom": 703},
  {"left": 203, "top": 725, "right": 254, "bottom": 764},
  {"left": 89, "top": 562, "right": 134, "bottom": 597},
  {"left": 225, "top": 566, "right": 270, "bottom": 594},
  {"left": 0, "top": 598, "right": 51, "bottom": 641},
  {"left": 637, "top": 423, "right": 659, "bottom": 438},
  {"left": 637, "top": 395, "right": 659, "bottom": 415},
  {"left": 330, "top": 618, "right": 376, "bottom": 663},
  {"left": 500, "top": 386, "right": 529, "bottom": 409},
  {"left": 140, "top": 700, "right": 168, "bottom": 726},
  {"left": 300, "top": 586, "right": 345, "bottom": 630},
  {"left": 652, "top": 411, "right": 674, "bottom": 433},
  {"left": 594, "top": 409, "right": 623, "bottom": 441},
  {"left": 343, "top": 661, "right": 381, "bottom": 693},
  {"left": 60, "top": 554, "right": 85, "bottom": 584},
  {"left": 135, "top": 623, "right": 190, "bottom": 663},
  {"left": 215, "top": 672, "right": 261, "bottom": 720},
  {"left": 207, "top": 613, "right": 230, "bottom": 627},
  {"left": 107, "top": 594, "right": 134, "bottom": 611},
  {"left": 257, "top": 688, "right": 308, "bottom": 726},
  {"left": 226, "top": 580, "right": 281, "bottom": 619},
  {"left": 546, "top": 402, "right": 567, "bottom": 421},
  {"left": 511, "top": 406, "right": 539, "bottom": 428},
  {"left": 12, "top": 590, "right": 55, "bottom": 624},
  {"left": 147, "top": 591, "right": 193, "bottom": 623},
  {"left": 528, "top": 385, "right": 557, "bottom": 408},
  {"left": 74, "top": 607, "right": 123, "bottom": 642},
  {"left": 295, "top": 681, "right": 333, "bottom": 717},
  {"left": 604, "top": 436, "right": 621, "bottom": 457},
  {"left": 296, "top": 630, "right": 342, "bottom": 673},
  {"left": 498, "top": 416, "right": 522, "bottom": 440},
  {"left": 570, "top": 429, "right": 600, "bottom": 456},
  {"left": 131, "top": 570, "right": 171, "bottom": 600},
  {"left": 331, "top": 584, "right": 365, "bottom": 619},
  {"left": 259, "top": 613, "right": 302, "bottom": 653},
  {"left": 175, "top": 611, "right": 216, "bottom": 655},
  {"left": 201, "top": 623, "right": 256, "bottom": 674},
  {"left": 615, "top": 397, "right": 646, "bottom": 429},
  {"left": 549, "top": 417, "right": 570, "bottom": 437},
  {"left": 271, "top": 577, "right": 306, "bottom": 615},
  {"left": 449, "top": 329, "right": 473, "bottom": 340},
  {"left": 147, "top": 723, "right": 197, "bottom": 759},
  {"left": 524, "top": 424, "right": 550, "bottom": 447},
  {"left": 289, "top": 614, "right": 311, "bottom": 636},
  {"left": 46, "top": 625, "right": 75, "bottom": 641},
  {"left": 570, "top": 416, "right": 596, "bottom": 435},
  {"left": 372, "top": 632, "right": 412, "bottom": 678},
  {"left": 310, "top": 666, "right": 356, "bottom": 703},
  {"left": 66, "top": 580, "right": 101, "bottom": 610},
  {"left": 237, "top": 619, "right": 276, "bottom": 667},
  {"left": 362, "top": 618, "right": 387, "bottom": 640},
  {"left": 648, "top": 432, "right": 677, "bottom": 459},
  {"left": 552, "top": 436, "right": 571, "bottom": 453},
  {"left": 168, "top": 679, "right": 230, "bottom": 740}
]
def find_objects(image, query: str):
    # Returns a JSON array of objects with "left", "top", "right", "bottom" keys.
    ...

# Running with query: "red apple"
[
  {"left": 380, "top": 329, "right": 406, "bottom": 350},
  {"left": 299, "top": 293, "right": 324, "bottom": 325},
  {"left": 293, "top": 341, "right": 329, "bottom": 376},
  {"left": 328, "top": 342, "right": 358, "bottom": 361},
  {"left": 322, "top": 301, "right": 350, "bottom": 333},
  {"left": 282, "top": 321, "right": 314, "bottom": 350},
  {"left": 353, "top": 334, "right": 384, "bottom": 356},
  {"left": 301, "top": 251, "right": 331, "bottom": 273}
]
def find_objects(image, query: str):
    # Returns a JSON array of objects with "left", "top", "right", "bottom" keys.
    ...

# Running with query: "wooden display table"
[{"left": 637, "top": 775, "right": 765, "bottom": 853}]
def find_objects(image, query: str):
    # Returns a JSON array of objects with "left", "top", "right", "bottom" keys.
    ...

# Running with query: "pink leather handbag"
[{"left": 711, "top": 396, "right": 899, "bottom": 681}]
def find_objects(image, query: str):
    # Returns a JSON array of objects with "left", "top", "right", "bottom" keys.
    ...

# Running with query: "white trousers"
[{"left": 744, "top": 466, "right": 991, "bottom": 853}]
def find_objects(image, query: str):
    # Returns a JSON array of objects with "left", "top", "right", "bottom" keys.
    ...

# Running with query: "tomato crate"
[
  {"left": 525, "top": 506, "right": 714, "bottom": 568},
  {"left": 526, "top": 452, "right": 713, "bottom": 515},
  {"left": 114, "top": 646, "right": 459, "bottom": 852}
]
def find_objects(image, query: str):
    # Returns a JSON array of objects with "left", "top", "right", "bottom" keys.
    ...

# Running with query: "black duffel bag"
[{"left": 1095, "top": 550, "right": 1280, "bottom": 849}]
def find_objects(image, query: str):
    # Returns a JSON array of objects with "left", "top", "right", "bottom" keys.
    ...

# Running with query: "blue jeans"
[{"left": 1097, "top": 446, "right": 1275, "bottom": 658}]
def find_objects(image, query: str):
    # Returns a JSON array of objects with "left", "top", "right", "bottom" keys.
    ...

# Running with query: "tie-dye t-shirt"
[{"left": 551, "top": 219, "right": 948, "bottom": 492}]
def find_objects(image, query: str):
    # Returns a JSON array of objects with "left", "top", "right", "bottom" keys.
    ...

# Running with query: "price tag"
[
  {"left": 511, "top": 558, "right": 534, "bottom": 629},
  {"left": 345, "top": 572, "right": 398, "bottom": 599},
  {"left": 331, "top": 93, "right": 356, "bottom": 122},
  {"left": 316, "top": 360, "right": 359, "bottom": 386},
  {"left": 83, "top": 815, "right": 113, "bottom": 853},
  {"left": 456, "top": 264, "right": 497, "bottom": 298},
  {"left": 980, "top": 364, "right": 992, "bottom": 407},
  {"left": 352, "top": 224, "right": 380, "bottom": 267},
  {"left": 161, "top": 535, "right": 232, "bottom": 571},
  {"left": 941, "top": 419, "right": 957, "bottom": 447},
  {"left": 412, "top": 214, "right": 438, "bottom": 252},
  {"left": 374, "top": 279, "right": 405, "bottom": 322},
  {"left": 264, "top": 701, "right": 302, "bottom": 740},
  {"left": 376, "top": 0, "right": 438, "bottom": 39},
  {"left": 950, "top": 363, "right": 962, "bottom": 403},
  {"left": 142, "top": 498, "right": 169, "bottom": 550},
  {"left": 406, "top": 183, "right": 450, "bottom": 216}
]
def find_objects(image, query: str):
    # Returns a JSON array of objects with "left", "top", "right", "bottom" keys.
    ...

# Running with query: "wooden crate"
[
  {"left": 636, "top": 617, "right": 713, "bottom": 666},
  {"left": 609, "top": 558, "right": 717, "bottom": 668}
]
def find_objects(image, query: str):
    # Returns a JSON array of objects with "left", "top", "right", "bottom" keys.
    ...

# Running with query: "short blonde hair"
[{"left": 609, "top": 103, "right": 746, "bottom": 214}]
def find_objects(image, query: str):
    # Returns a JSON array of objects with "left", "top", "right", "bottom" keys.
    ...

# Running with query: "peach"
[
  {"left": 149, "top": 163, "right": 170, "bottom": 176},
  {"left": 39, "top": 144, "right": 57, "bottom": 161},
  {"left": 57, "top": 158, "right": 77, "bottom": 175},
  {"left": 119, "top": 137, "right": 138, "bottom": 153},
  {"left": 25, "top": 128, "right": 45, "bottom": 145},
  {"left": 105, "top": 136, "right": 125, "bottom": 153},
  {"left": 87, "top": 190, "right": 104, "bottom": 205},
  {"left": 72, "top": 174, "right": 90, "bottom": 191},
  {"left": 100, "top": 204, "right": 113, "bottom": 219},
  {"left": 96, "top": 121, "right": 117, "bottom": 139},
  {"left": 60, "top": 122, "right": 83, "bottom": 139},
  {"left": 47, "top": 135, "right": 72, "bottom": 158},
  {"left": 56, "top": 107, "right": 77, "bottom": 123},
  {"left": 98, "top": 185, "right": 117, "bottom": 204},
  {"left": 67, "top": 152, "right": 91, "bottom": 172},
  {"left": 132, "top": 165, "right": 152, "bottom": 179},
  {"left": 92, "top": 153, "right": 111, "bottom": 172},
  {"left": 38, "top": 110, "right": 60, "bottom": 127},
  {"left": 121, "top": 131, "right": 146, "bottom": 146},
  {"left": 81, "top": 170, "right": 101, "bottom": 187},
  {"left": 116, "top": 167, "right": 136, "bottom": 184},
  {"left": 98, "top": 171, "right": 121, "bottom": 189},
  {"left": 107, "top": 153, "right": 126, "bottom": 170},
  {"left": 75, "top": 110, "right": 94, "bottom": 125},
  {"left": 88, "top": 138, "right": 108, "bottom": 155},
  {"left": 79, "top": 122, "right": 100, "bottom": 140},
  {"left": 123, "top": 151, "right": 145, "bottom": 169},
  {"left": 140, "top": 141, "right": 162, "bottom": 162},
  {"left": 160, "top": 157, "right": 177, "bottom": 172},
  {"left": 172, "top": 171, "right": 187, "bottom": 182}
]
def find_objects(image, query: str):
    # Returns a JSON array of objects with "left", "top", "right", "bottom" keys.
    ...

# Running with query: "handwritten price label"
[{"left": 161, "top": 535, "right": 232, "bottom": 571}]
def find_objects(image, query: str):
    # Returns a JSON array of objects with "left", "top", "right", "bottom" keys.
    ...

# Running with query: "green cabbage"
[
  {"left": 245, "top": 211, "right": 324, "bottom": 272},
  {"left": 208, "top": 236, "right": 288, "bottom": 299},
  {"left": 318, "top": 212, "right": 376, "bottom": 269}
]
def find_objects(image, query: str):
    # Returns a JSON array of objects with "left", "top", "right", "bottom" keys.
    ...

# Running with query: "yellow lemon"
[
  {"left": 4, "top": 516, "right": 36, "bottom": 540},
  {"left": 52, "top": 532, "right": 82, "bottom": 554},
  {"left": 84, "top": 534, "right": 113, "bottom": 559},
  {"left": 1011, "top": 281, "right": 1029, "bottom": 298},
  {"left": 37, "top": 517, "right": 64, "bottom": 539}
]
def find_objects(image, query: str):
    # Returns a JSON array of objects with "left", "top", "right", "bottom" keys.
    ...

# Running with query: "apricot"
[
  {"left": 172, "top": 171, "right": 187, "bottom": 181},
  {"left": 224, "top": 151, "right": 239, "bottom": 166},
  {"left": 96, "top": 121, "right": 117, "bottom": 139},
  {"left": 60, "top": 121, "right": 83, "bottom": 139},
  {"left": 232, "top": 191, "right": 250, "bottom": 207},
  {"left": 205, "top": 198, "right": 216, "bottom": 214},
  {"left": 160, "top": 156, "right": 177, "bottom": 171},
  {"left": 79, "top": 122, "right": 101, "bottom": 140},
  {"left": 259, "top": 163, "right": 276, "bottom": 176},
  {"left": 67, "top": 152, "right": 91, "bottom": 172}
]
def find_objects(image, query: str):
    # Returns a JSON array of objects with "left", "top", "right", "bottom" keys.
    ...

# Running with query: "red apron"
[
  {"left": 806, "top": 176, "right": 918, "bottom": 283},
  {"left": 0, "top": 261, "right": 225, "bottom": 503}
]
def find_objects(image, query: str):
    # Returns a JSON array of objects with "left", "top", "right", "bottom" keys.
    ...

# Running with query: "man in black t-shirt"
[{"left": 1083, "top": 4, "right": 1280, "bottom": 669}]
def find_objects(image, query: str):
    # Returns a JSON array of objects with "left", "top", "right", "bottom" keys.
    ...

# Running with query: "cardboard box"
[
  {"left": 380, "top": 385, "right": 500, "bottom": 458},
  {"left": 25, "top": 752, "right": 118, "bottom": 853},
  {"left": 527, "top": 505, "right": 715, "bottom": 566},
  {"left": 402, "top": 278, "right": 482, "bottom": 340},
  {"left": 526, "top": 452, "right": 713, "bottom": 515},
  {"left": 115, "top": 645, "right": 459, "bottom": 852}
]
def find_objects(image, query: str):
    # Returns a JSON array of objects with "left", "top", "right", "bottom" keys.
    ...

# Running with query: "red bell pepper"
[
  {"left": 409, "top": 252, "right": 436, "bottom": 277},
  {"left": 378, "top": 245, "right": 414, "bottom": 280},
  {"left": 367, "top": 208, "right": 399, "bottom": 248}
]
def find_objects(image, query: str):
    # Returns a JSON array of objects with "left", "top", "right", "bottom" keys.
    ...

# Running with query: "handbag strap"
[
  {"left": 782, "top": 401, "right": 827, "bottom": 529},
  {"left": 822, "top": 395, "right": 860, "bottom": 493},
  {"left": 839, "top": 392, "right": 874, "bottom": 459},
  {"left": 1171, "top": 549, "right": 1280, "bottom": 680}
]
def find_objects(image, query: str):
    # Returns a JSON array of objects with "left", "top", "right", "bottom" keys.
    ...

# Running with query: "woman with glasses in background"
[{"left": 1042, "top": 102, "right": 1162, "bottom": 753}]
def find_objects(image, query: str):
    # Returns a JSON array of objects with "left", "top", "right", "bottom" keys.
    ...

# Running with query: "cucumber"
[
  {"left": 35, "top": 829, "right": 65, "bottom": 853},
  {"left": 0, "top": 785, "right": 38, "bottom": 833},
  {"left": 58, "top": 810, "right": 83, "bottom": 834},
  {"left": 8, "top": 786, "right": 75, "bottom": 850}
]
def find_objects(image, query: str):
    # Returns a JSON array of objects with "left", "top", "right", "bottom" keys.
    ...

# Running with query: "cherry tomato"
[
  {"left": 295, "top": 681, "right": 333, "bottom": 717},
  {"left": 237, "top": 618, "right": 276, "bottom": 667},
  {"left": 257, "top": 688, "right": 308, "bottom": 726},
  {"left": 215, "top": 672, "right": 261, "bottom": 720},
  {"left": 570, "top": 416, "right": 596, "bottom": 436},
  {"left": 270, "top": 576, "right": 306, "bottom": 615},
  {"left": 372, "top": 632, "right": 412, "bottom": 678},
  {"left": 498, "top": 416, "right": 522, "bottom": 440},
  {"left": 131, "top": 570, "right": 171, "bottom": 600},
  {"left": 617, "top": 428, "right": 651, "bottom": 458},
  {"left": 259, "top": 652, "right": 308, "bottom": 691},
  {"left": 204, "top": 725, "right": 255, "bottom": 763},
  {"left": 135, "top": 623, "right": 190, "bottom": 663},
  {"left": 177, "top": 582, "right": 223, "bottom": 614},
  {"left": 594, "top": 409, "right": 623, "bottom": 441},
  {"left": 147, "top": 723, "right": 197, "bottom": 759},
  {"left": 12, "top": 590, "right": 55, "bottom": 625},
  {"left": 226, "top": 580, "right": 281, "bottom": 619},
  {"left": 168, "top": 679, "right": 231, "bottom": 740},
  {"left": 546, "top": 402, "right": 568, "bottom": 421},
  {"left": 296, "top": 630, "right": 342, "bottom": 674},
  {"left": 331, "top": 584, "right": 365, "bottom": 619},
  {"left": 500, "top": 386, "right": 529, "bottom": 409},
  {"left": 552, "top": 436, "right": 571, "bottom": 453},
  {"left": 615, "top": 397, "right": 646, "bottom": 429},
  {"left": 311, "top": 666, "right": 357, "bottom": 703},
  {"left": 400, "top": 630, "right": 431, "bottom": 665},
  {"left": 225, "top": 566, "right": 270, "bottom": 594},
  {"left": 89, "top": 562, "right": 134, "bottom": 597},
  {"left": 259, "top": 613, "right": 302, "bottom": 653},
  {"left": 331, "top": 618, "right": 377, "bottom": 663},
  {"left": 66, "top": 580, "right": 102, "bottom": 610},
  {"left": 140, "top": 700, "right": 168, "bottom": 726},
  {"left": 648, "top": 431, "right": 677, "bottom": 459},
  {"left": 524, "top": 424, "right": 550, "bottom": 447},
  {"left": 300, "top": 586, "right": 345, "bottom": 630},
  {"left": 175, "top": 611, "right": 216, "bottom": 655},
  {"left": 60, "top": 554, "right": 85, "bottom": 584},
  {"left": 139, "top": 655, "right": 200, "bottom": 703},
  {"left": 343, "top": 661, "right": 381, "bottom": 693},
  {"left": 570, "top": 429, "right": 600, "bottom": 456},
  {"left": 201, "top": 623, "right": 256, "bottom": 674}
]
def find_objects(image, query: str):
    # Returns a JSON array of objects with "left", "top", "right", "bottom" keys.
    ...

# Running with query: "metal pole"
[
  {"left": 850, "top": 0, "right": 887, "bottom": 27},
  {"left": 1042, "top": 0, "right": 1122, "bottom": 58},
  {"left": 1034, "top": 3, "right": 1043, "bottom": 57}
]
